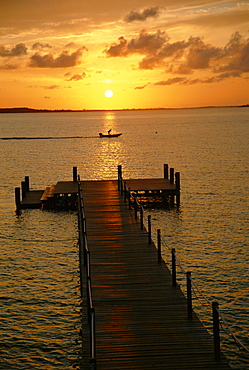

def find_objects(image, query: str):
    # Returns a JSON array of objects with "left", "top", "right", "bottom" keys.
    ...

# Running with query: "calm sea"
[{"left": 0, "top": 108, "right": 248, "bottom": 369}]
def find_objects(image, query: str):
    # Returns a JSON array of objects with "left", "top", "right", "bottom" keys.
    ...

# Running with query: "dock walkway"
[{"left": 80, "top": 180, "right": 231, "bottom": 369}]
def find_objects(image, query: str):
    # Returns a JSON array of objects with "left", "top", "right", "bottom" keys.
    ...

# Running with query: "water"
[{"left": 0, "top": 108, "right": 248, "bottom": 369}]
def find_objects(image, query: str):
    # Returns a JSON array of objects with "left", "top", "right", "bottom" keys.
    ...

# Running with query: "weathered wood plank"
[
  {"left": 20, "top": 190, "right": 43, "bottom": 208},
  {"left": 80, "top": 180, "right": 231, "bottom": 369},
  {"left": 40, "top": 184, "right": 56, "bottom": 200}
]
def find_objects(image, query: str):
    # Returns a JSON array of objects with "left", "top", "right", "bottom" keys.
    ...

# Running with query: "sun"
[{"left": 104, "top": 90, "right": 113, "bottom": 98}]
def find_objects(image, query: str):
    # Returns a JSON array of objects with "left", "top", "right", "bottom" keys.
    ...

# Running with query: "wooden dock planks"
[
  {"left": 80, "top": 180, "right": 231, "bottom": 369},
  {"left": 124, "top": 178, "right": 176, "bottom": 191},
  {"left": 20, "top": 190, "right": 43, "bottom": 208}
]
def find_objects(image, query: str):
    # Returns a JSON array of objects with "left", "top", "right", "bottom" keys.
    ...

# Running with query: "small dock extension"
[
  {"left": 40, "top": 184, "right": 56, "bottom": 201},
  {"left": 118, "top": 163, "right": 181, "bottom": 207}
]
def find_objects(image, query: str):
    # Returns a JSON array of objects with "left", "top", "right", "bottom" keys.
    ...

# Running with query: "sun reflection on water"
[{"left": 90, "top": 111, "right": 125, "bottom": 179}]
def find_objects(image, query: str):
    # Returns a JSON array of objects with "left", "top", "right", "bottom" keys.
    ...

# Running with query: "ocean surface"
[{"left": 0, "top": 108, "right": 248, "bottom": 369}]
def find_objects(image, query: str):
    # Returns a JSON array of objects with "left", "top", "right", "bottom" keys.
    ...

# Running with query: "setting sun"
[
  {"left": 0, "top": 1, "right": 248, "bottom": 110},
  {"left": 104, "top": 90, "right": 114, "bottom": 98}
]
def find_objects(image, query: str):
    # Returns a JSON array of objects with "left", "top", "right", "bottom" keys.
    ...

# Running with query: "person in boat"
[{"left": 108, "top": 129, "right": 112, "bottom": 135}]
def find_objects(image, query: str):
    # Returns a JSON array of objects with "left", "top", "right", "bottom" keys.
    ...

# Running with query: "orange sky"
[{"left": 0, "top": 0, "right": 248, "bottom": 110}]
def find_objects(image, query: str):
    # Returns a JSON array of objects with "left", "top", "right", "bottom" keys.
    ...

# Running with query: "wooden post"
[
  {"left": 118, "top": 165, "right": 122, "bottom": 192},
  {"left": 21, "top": 181, "right": 26, "bottom": 200},
  {"left": 148, "top": 215, "right": 152, "bottom": 244},
  {"left": 175, "top": 172, "right": 180, "bottom": 190},
  {"left": 90, "top": 307, "right": 96, "bottom": 366},
  {"left": 175, "top": 172, "right": 180, "bottom": 207},
  {"left": 124, "top": 182, "right": 127, "bottom": 202},
  {"left": 212, "top": 302, "right": 221, "bottom": 361},
  {"left": 170, "top": 167, "right": 174, "bottom": 183},
  {"left": 172, "top": 248, "right": 176, "bottom": 286},
  {"left": 25, "top": 176, "right": 30, "bottom": 192},
  {"left": 157, "top": 229, "right": 161, "bottom": 263},
  {"left": 73, "top": 166, "right": 77, "bottom": 182},
  {"left": 128, "top": 188, "right": 131, "bottom": 209},
  {"left": 140, "top": 206, "right": 143, "bottom": 230},
  {"left": 187, "top": 272, "right": 192, "bottom": 319},
  {"left": 164, "top": 164, "right": 168, "bottom": 179},
  {"left": 134, "top": 203, "right": 138, "bottom": 220},
  {"left": 15, "top": 187, "right": 21, "bottom": 213}
]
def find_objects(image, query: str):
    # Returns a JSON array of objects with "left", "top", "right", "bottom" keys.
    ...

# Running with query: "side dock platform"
[{"left": 15, "top": 164, "right": 181, "bottom": 211}]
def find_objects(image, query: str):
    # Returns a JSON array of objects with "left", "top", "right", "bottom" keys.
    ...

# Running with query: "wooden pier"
[
  {"left": 16, "top": 164, "right": 181, "bottom": 211},
  {"left": 14, "top": 166, "right": 232, "bottom": 369},
  {"left": 78, "top": 179, "right": 231, "bottom": 369}
]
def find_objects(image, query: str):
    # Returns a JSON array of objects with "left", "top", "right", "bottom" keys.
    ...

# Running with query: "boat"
[{"left": 99, "top": 131, "right": 122, "bottom": 138}]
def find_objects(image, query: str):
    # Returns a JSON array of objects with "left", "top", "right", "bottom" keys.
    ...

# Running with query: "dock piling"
[
  {"left": 164, "top": 164, "right": 169, "bottom": 179},
  {"left": 25, "top": 176, "right": 30, "bottom": 192},
  {"left": 73, "top": 166, "right": 77, "bottom": 182},
  {"left": 15, "top": 187, "right": 21, "bottom": 213},
  {"left": 170, "top": 167, "right": 174, "bottom": 183},
  {"left": 21, "top": 181, "right": 27, "bottom": 200}
]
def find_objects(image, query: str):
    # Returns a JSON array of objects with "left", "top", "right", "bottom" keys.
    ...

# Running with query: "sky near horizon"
[{"left": 0, "top": 1, "right": 248, "bottom": 110}]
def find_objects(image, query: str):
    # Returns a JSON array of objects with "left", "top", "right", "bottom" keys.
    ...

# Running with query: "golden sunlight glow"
[
  {"left": 104, "top": 90, "right": 114, "bottom": 98},
  {"left": 0, "top": 1, "right": 248, "bottom": 109}
]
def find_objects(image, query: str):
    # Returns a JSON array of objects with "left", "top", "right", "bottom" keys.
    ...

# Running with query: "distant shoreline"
[{"left": 0, "top": 105, "right": 248, "bottom": 114}]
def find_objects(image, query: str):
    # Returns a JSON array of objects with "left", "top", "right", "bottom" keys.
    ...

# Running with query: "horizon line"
[{"left": 0, "top": 104, "right": 248, "bottom": 113}]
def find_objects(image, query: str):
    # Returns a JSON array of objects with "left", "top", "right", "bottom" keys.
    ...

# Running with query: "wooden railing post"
[
  {"left": 164, "top": 164, "right": 169, "bottom": 179},
  {"left": 212, "top": 301, "right": 221, "bottom": 361},
  {"left": 128, "top": 188, "right": 132, "bottom": 209},
  {"left": 89, "top": 307, "right": 96, "bottom": 368},
  {"left": 140, "top": 206, "right": 143, "bottom": 229},
  {"left": 118, "top": 164, "right": 123, "bottom": 194},
  {"left": 121, "top": 179, "right": 123, "bottom": 196},
  {"left": 157, "top": 229, "right": 161, "bottom": 263},
  {"left": 124, "top": 182, "right": 127, "bottom": 202},
  {"left": 118, "top": 165, "right": 122, "bottom": 191},
  {"left": 172, "top": 248, "right": 176, "bottom": 286},
  {"left": 187, "top": 271, "right": 192, "bottom": 319},
  {"left": 134, "top": 200, "right": 138, "bottom": 220},
  {"left": 148, "top": 215, "right": 152, "bottom": 244}
]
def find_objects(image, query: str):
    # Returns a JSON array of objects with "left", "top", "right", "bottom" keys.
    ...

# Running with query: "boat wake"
[{"left": 1, "top": 136, "right": 97, "bottom": 140}]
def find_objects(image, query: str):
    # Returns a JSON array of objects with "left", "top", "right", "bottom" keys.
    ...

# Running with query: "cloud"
[
  {"left": 0, "top": 43, "right": 27, "bottom": 57},
  {"left": 154, "top": 71, "right": 241, "bottom": 87},
  {"left": 104, "top": 30, "right": 249, "bottom": 81},
  {"left": 44, "top": 85, "right": 60, "bottom": 89},
  {"left": 0, "top": 63, "right": 18, "bottom": 70},
  {"left": 125, "top": 7, "right": 160, "bottom": 22},
  {"left": 155, "top": 77, "right": 186, "bottom": 86},
  {"left": 104, "top": 30, "right": 168, "bottom": 57},
  {"left": 29, "top": 48, "right": 84, "bottom": 68},
  {"left": 216, "top": 32, "right": 249, "bottom": 73},
  {"left": 67, "top": 72, "right": 86, "bottom": 81},
  {"left": 135, "top": 84, "right": 148, "bottom": 90},
  {"left": 32, "top": 42, "right": 52, "bottom": 50}
]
